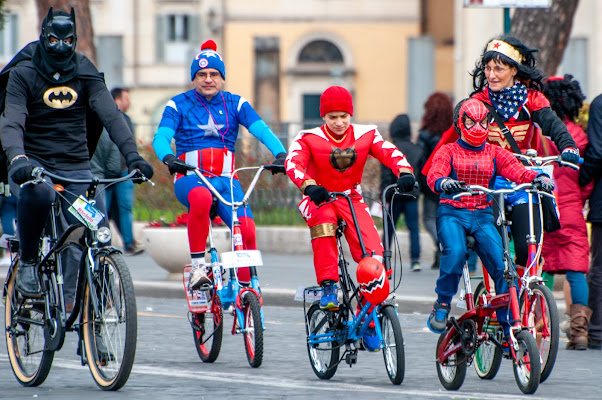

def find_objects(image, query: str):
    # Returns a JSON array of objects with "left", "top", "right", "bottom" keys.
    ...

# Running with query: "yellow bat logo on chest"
[{"left": 43, "top": 86, "right": 78, "bottom": 109}]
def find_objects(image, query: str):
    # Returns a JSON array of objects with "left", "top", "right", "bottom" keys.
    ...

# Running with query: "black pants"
[
  {"left": 10, "top": 164, "right": 109, "bottom": 303},
  {"left": 588, "top": 223, "right": 602, "bottom": 342},
  {"left": 491, "top": 201, "right": 541, "bottom": 267}
]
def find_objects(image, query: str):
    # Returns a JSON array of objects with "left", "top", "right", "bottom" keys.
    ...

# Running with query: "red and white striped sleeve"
[
  {"left": 285, "top": 132, "right": 314, "bottom": 192},
  {"left": 369, "top": 130, "right": 413, "bottom": 177}
]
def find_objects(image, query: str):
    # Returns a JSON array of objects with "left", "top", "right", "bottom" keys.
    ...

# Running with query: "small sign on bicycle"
[
  {"left": 183, "top": 266, "right": 211, "bottom": 313},
  {"left": 220, "top": 250, "right": 263, "bottom": 269},
  {"left": 68, "top": 195, "right": 104, "bottom": 229}
]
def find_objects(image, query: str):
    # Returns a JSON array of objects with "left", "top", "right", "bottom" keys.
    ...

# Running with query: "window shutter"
[{"left": 156, "top": 15, "right": 165, "bottom": 63}]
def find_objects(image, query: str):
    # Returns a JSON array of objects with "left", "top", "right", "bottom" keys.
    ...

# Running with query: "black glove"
[
  {"left": 396, "top": 173, "right": 416, "bottom": 193},
  {"left": 163, "top": 154, "right": 194, "bottom": 175},
  {"left": 9, "top": 157, "right": 36, "bottom": 185},
  {"left": 268, "top": 152, "right": 287, "bottom": 175},
  {"left": 560, "top": 147, "right": 580, "bottom": 164},
  {"left": 440, "top": 179, "right": 464, "bottom": 195},
  {"left": 125, "top": 153, "right": 154, "bottom": 183},
  {"left": 533, "top": 173, "right": 554, "bottom": 193},
  {"left": 304, "top": 185, "right": 329, "bottom": 206}
]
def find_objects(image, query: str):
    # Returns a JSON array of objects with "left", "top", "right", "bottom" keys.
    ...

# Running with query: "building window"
[
  {"left": 298, "top": 40, "right": 343, "bottom": 63},
  {"left": 0, "top": 14, "right": 19, "bottom": 63},
  {"left": 156, "top": 14, "right": 200, "bottom": 64},
  {"left": 167, "top": 15, "right": 189, "bottom": 42}
]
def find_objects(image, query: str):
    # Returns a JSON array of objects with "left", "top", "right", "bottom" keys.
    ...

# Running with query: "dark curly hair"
[
  {"left": 543, "top": 74, "right": 586, "bottom": 122},
  {"left": 471, "top": 34, "right": 544, "bottom": 95},
  {"left": 420, "top": 92, "right": 454, "bottom": 135}
]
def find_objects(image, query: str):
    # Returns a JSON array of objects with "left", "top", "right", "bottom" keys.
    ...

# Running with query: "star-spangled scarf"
[{"left": 488, "top": 82, "right": 528, "bottom": 121}]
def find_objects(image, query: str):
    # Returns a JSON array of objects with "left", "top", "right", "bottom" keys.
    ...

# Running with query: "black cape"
[{"left": 0, "top": 41, "right": 105, "bottom": 182}]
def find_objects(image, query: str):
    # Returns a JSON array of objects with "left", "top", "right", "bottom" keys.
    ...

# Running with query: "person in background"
[
  {"left": 285, "top": 86, "right": 416, "bottom": 310},
  {"left": 380, "top": 114, "right": 423, "bottom": 271},
  {"left": 107, "top": 88, "right": 143, "bottom": 255},
  {"left": 417, "top": 92, "right": 454, "bottom": 269},
  {"left": 153, "top": 40, "right": 286, "bottom": 290},
  {"left": 580, "top": 93, "right": 602, "bottom": 350},
  {"left": 540, "top": 75, "right": 593, "bottom": 350}
]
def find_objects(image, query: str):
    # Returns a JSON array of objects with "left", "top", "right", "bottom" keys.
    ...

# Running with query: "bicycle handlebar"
[
  {"left": 514, "top": 153, "right": 581, "bottom": 170},
  {"left": 189, "top": 164, "right": 275, "bottom": 208},
  {"left": 26, "top": 167, "right": 154, "bottom": 186},
  {"left": 452, "top": 183, "right": 555, "bottom": 200}
]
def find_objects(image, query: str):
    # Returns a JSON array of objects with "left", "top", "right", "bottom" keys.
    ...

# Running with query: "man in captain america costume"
[
  {"left": 0, "top": 8, "right": 153, "bottom": 302},
  {"left": 425, "top": 98, "right": 553, "bottom": 335},
  {"left": 285, "top": 86, "right": 416, "bottom": 310},
  {"left": 153, "top": 40, "right": 286, "bottom": 289}
]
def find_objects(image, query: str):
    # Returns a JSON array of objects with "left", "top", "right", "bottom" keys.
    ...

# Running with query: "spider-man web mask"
[{"left": 458, "top": 99, "right": 489, "bottom": 147}]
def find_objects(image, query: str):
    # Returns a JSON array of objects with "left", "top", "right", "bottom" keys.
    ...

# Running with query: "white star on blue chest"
[{"left": 198, "top": 117, "right": 225, "bottom": 138}]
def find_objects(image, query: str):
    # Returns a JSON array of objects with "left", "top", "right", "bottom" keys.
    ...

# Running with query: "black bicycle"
[{"left": 3, "top": 167, "right": 150, "bottom": 390}]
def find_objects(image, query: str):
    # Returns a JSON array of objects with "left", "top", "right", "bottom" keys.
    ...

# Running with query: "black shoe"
[
  {"left": 15, "top": 261, "right": 42, "bottom": 297},
  {"left": 588, "top": 338, "right": 602, "bottom": 350},
  {"left": 94, "top": 326, "right": 115, "bottom": 363}
]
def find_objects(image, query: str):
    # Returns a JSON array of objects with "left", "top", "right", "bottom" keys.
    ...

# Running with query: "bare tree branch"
[{"left": 510, "top": 0, "right": 579, "bottom": 78}]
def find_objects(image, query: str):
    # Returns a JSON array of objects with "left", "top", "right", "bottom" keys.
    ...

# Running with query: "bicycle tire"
[
  {"left": 82, "top": 252, "right": 137, "bottom": 391},
  {"left": 306, "top": 303, "right": 340, "bottom": 380},
  {"left": 380, "top": 305, "right": 405, "bottom": 385},
  {"left": 4, "top": 260, "right": 54, "bottom": 386},
  {"left": 192, "top": 293, "right": 223, "bottom": 363},
  {"left": 435, "top": 331, "right": 467, "bottom": 391},
  {"left": 241, "top": 291, "right": 263, "bottom": 368},
  {"left": 473, "top": 281, "right": 502, "bottom": 380},
  {"left": 520, "top": 283, "right": 558, "bottom": 383},
  {"left": 513, "top": 330, "right": 541, "bottom": 395}
]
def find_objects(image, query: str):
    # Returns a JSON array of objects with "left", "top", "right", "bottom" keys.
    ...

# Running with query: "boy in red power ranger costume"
[{"left": 285, "top": 86, "right": 416, "bottom": 309}]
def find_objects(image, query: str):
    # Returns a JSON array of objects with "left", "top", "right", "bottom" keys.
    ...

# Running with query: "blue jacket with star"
[{"left": 153, "top": 89, "right": 284, "bottom": 162}]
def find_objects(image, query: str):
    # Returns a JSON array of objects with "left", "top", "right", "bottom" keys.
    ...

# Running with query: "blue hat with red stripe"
[{"left": 190, "top": 40, "right": 225, "bottom": 81}]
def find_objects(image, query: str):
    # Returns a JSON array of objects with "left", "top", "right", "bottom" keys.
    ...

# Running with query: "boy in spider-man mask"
[{"left": 425, "top": 98, "right": 553, "bottom": 335}]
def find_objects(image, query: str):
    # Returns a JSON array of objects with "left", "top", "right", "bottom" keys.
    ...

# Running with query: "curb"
[{"left": 133, "top": 281, "right": 565, "bottom": 315}]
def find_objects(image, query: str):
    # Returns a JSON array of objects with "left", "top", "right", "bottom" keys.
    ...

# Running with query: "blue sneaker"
[
  {"left": 427, "top": 301, "right": 450, "bottom": 334},
  {"left": 320, "top": 280, "right": 339, "bottom": 310},
  {"left": 362, "top": 327, "right": 380, "bottom": 351}
]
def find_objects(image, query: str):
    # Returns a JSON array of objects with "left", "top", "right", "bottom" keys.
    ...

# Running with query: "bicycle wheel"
[
  {"left": 192, "top": 293, "right": 223, "bottom": 363},
  {"left": 4, "top": 262, "right": 54, "bottom": 386},
  {"left": 520, "top": 283, "right": 558, "bottom": 383},
  {"left": 241, "top": 291, "right": 263, "bottom": 368},
  {"left": 380, "top": 305, "right": 405, "bottom": 385},
  {"left": 306, "top": 303, "right": 339, "bottom": 380},
  {"left": 435, "top": 331, "right": 467, "bottom": 391},
  {"left": 512, "top": 330, "right": 541, "bottom": 395},
  {"left": 472, "top": 282, "right": 503, "bottom": 380},
  {"left": 82, "top": 252, "right": 137, "bottom": 390}
]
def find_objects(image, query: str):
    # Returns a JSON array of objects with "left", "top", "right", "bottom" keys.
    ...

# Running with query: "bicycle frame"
[
  {"left": 190, "top": 166, "right": 269, "bottom": 334},
  {"left": 306, "top": 190, "right": 395, "bottom": 353}
]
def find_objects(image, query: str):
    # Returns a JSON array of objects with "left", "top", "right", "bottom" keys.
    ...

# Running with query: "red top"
[{"left": 285, "top": 124, "right": 413, "bottom": 193}]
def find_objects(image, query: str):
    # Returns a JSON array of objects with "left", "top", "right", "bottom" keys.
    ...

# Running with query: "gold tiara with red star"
[{"left": 486, "top": 40, "right": 524, "bottom": 64}]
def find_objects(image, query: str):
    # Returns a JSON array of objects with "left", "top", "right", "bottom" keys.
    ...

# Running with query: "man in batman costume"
[{"left": 0, "top": 8, "right": 153, "bottom": 303}]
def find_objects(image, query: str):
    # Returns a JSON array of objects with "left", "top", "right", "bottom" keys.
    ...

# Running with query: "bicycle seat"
[
  {"left": 210, "top": 196, "right": 219, "bottom": 220},
  {"left": 466, "top": 235, "right": 476, "bottom": 250}
]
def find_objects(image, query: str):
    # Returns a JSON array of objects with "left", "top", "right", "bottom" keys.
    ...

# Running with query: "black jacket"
[
  {"left": 381, "top": 114, "right": 423, "bottom": 199},
  {"left": 580, "top": 94, "right": 602, "bottom": 223},
  {"left": 0, "top": 41, "right": 137, "bottom": 179},
  {"left": 417, "top": 128, "right": 441, "bottom": 202}
]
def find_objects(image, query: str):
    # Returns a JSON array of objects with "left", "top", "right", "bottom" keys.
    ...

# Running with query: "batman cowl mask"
[{"left": 32, "top": 7, "right": 79, "bottom": 83}]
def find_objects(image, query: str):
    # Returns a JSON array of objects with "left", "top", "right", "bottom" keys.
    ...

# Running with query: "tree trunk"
[
  {"left": 35, "top": 0, "right": 96, "bottom": 64},
  {"left": 510, "top": 0, "right": 579, "bottom": 78}
]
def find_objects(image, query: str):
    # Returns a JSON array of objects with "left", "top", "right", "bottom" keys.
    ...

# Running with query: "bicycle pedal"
[{"left": 345, "top": 353, "right": 357, "bottom": 365}]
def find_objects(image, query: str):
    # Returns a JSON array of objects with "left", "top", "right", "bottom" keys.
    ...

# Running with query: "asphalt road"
[{"left": 1, "top": 297, "right": 599, "bottom": 400}]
